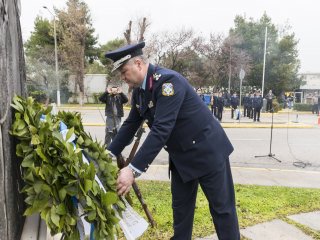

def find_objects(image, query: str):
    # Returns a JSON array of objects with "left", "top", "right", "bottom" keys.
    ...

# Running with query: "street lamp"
[{"left": 43, "top": 6, "right": 60, "bottom": 106}]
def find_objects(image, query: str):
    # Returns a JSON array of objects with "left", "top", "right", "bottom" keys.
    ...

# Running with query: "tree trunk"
[{"left": 0, "top": 0, "right": 26, "bottom": 239}]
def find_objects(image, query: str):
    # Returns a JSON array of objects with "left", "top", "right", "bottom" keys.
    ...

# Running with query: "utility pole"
[
  {"left": 43, "top": 6, "right": 60, "bottom": 106},
  {"left": 261, "top": 26, "right": 268, "bottom": 98},
  {"left": 228, "top": 45, "right": 232, "bottom": 93}
]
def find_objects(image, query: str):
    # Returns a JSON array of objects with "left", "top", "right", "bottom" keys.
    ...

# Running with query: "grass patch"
[{"left": 125, "top": 181, "right": 320, "bottom": 239}]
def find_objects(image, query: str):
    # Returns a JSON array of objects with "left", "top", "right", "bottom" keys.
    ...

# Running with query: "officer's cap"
[{"left": 105, "top": 42, "right": 145, "bottom": 72}]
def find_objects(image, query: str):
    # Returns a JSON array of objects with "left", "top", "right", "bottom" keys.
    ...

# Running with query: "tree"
[
  {"left": 217, "top": 34, "right": 252, "bottom": 92},
  {"left": 229, "top": 13, "right": 301, "bottom": 95},
  {"left": 24, "top": 16, "right": 56, "bottom": 65},
  {"left": 56, "top": 0, "right": 98, "bottom": 105}
]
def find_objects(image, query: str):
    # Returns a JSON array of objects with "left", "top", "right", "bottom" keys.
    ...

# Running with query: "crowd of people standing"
[{"left": 197, "top": 88, "right": 264, "bottom": 122}]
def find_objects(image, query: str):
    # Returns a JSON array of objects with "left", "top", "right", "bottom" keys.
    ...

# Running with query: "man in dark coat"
[
  {"left": 253, "top": 90, "right": 263, "bottom": 122},
  {"left": 105, "top": 42, "right": 240, "bottom": 240},
  {"left": 230, "top": 92, "right": 239, "bottom": 119},
  {"left": 99, "top": 86, "right": 128, "bottom": 147}
]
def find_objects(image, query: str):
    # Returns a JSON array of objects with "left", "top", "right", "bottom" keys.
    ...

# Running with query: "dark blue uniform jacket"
[{"left": 108, "top": 64, "right": 234, "bottom": 182}]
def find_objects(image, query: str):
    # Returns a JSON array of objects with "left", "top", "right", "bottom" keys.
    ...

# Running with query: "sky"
[{"left": 20, "top": 0, "right": 320, "bottom": 73}]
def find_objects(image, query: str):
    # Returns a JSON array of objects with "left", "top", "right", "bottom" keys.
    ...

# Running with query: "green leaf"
[
  {"left": 24, "top": 170, "right": 34, "bottom": 182},
  {"left": 77, "top": 136, "right": 84, "bottom": 145},
  {"left": 56, "top": 203, "right": 67, "bottom": 215},
  {"left": 65, "top": 185, "right": 78, "bottom": 196},
  {"left": 11, "top": 101, "right": 24, "bottom": 113},
  {"left": 96, "top": 207, "right": 107, "bottom": 221},
  {"left": 86, "top": 196, "right": 93, "bottom": 207},
  {"left": 31, "top": 134, "right": 41, "bottom": 145},
  {"left": 43, "top": 105, "right": 53, "bottom": 115},
  {"left": 66, "top": 215, "right": 77, "bottom": 226},
  {"left": 24, "top": 206, "right": 36, "bottom": 216},
  {"left": 84, "top": 179, "right": 93, "bottom": 192},
  {"left": 34, "top": 181, "right": 44, "bottom": 194},
  {"left": 87, "top": 210, "right": 96, "bottom": 221},
  {"left": 58, "top": 188, "right": 67, "bottom": 201},
  {"left": 21, "top": 154, "right": 34, "bottom": 168},
  {"left": 102, "top": 192, "right": 118, "bottom": 206},
  {"left": 35, "top": 146, "right": 49, "bottom": 162},
  {"left": 66, "top": 127, "right": 74, "bottom": 142},
  {"left": 29, "top": 125, "right": 38, "bottom": 134},
  {"left": 50, "top": 208, "right": 60, "bottom": 227}
]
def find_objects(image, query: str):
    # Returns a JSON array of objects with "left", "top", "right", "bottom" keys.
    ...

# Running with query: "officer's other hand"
[
  {"left": 117, "top": 166, "right": 134, "bottom": 196},
  {"left": 117, "top": 87, "right": 122, "bottom": 93},
  {"left": 107, "top": 87, "right": 112, "bottom": 93}
]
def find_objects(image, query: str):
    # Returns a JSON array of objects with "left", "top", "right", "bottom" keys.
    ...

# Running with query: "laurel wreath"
[{"left": 10, "top": 96, "right": 124, "bottom": 240}]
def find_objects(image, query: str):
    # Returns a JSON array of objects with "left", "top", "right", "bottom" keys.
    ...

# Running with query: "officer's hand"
[
  {"left": 117, "top": 87, "right": 122, "bottom": 93},
  {"left": 107, "top": 87, "right": 112, "bottom": 93},
  {"left": 117, "top": 166, "right": 134, "bottom": 196}
]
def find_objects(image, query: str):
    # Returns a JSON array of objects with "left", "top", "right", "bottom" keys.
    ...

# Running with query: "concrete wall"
[
  {"left": 299, "top": 73, "right": 320, "bottom": 103},
  {"left": 0, "top": 0, "right": 26, "bottom": 239},
  {"left": 68, "top": 74, "right": 129, "bottom": 103}
]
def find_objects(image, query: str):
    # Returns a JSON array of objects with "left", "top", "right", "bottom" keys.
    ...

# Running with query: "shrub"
[
  {"left": 272, "top": 99, "right": 281, "bottom": 112},
  {"left": 93, "top": 92, "right": 104, "bottom": 104},
  {"left": 28, "top": 90, "right": 47, "bottom": 103},
  {"left": 293, "top": 103, "right": 313, "bottom": 111}
]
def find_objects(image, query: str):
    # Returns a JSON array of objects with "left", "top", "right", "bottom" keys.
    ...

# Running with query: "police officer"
[
  {"left": 230, "top": 92, "right": 239, "bottom": 119},
  {"left": 243, "top": 93, "right": 250, "bottom": 117},
  {"left": 253, "top": 90, "right": 263, "bottom": 122},
  {"left": 216, "top": 92, "right": 224, "bottom": 122},
  {"left": 105, "top": 42, "right": 240, "bottom": 240},
  {"left": 248, "top": 92, "right": 255, "bottom": 119}
]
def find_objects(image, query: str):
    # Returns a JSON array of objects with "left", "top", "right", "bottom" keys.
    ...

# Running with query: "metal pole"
[
  {"left": 43, "top": 6, "right": 60, "bottom": 106},
  {"left": 261, "top": 26, "right": 267, "bottom": 98},
  {"left": 239, "top": 77, "right": 242, "bottom": 122},
  {"left": 228, "top": 45, "right": 231, "bottom": 93}
]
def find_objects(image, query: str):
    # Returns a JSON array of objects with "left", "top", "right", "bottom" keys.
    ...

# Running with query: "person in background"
[
  {"left": 230, "top": 92, "right": 239, "bottom": 119},
  {"left": 99, "top": 86, "right": 128, "bottom": 147},
  {"left": 196, "top": 87, "right": 205, "bottom": 103},
  {"left": 105, "top": 42, "right": 240, "bottom": 240},
  {"left": 287, "top": 94, "right": 294, "bottom": 109},
  {"left": 312, "top": 92, "right": 319, "bottom": 114},
  {"left": 210, "top": 92, "right": 218, "bottom": 117},
  {"left": 253, "top": 90, "right": 263, "bottom": 122},
  {"left": 243, "top": 93, "right": 250, "bottom": 117},
  {"left": 217, "top": 92, "right": 225, "bottom": 122},
  {"left": 266, "top": 89, "right": 274, "bottom": 112}
]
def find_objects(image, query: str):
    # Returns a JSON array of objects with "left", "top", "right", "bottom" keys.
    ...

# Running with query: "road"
[{"left": 75, "top": 107, "right": 320, "bottom": 172}]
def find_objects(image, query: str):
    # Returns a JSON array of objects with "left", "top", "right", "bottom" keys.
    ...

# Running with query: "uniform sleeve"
[
  {"left": 108, "top": 92, "right": 143, "bottom": 156},
  {"left": 131, "top": 75, "right": 185, "bottom": 172}
]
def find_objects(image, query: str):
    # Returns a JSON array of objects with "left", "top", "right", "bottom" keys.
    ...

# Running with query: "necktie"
[{"left": 139, "top": 88, "right": 145, "bottom": 113}]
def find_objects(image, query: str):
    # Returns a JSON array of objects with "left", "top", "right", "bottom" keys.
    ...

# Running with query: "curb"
[{"left": 82, "top": 122, "right": 314, "bottom": 128}]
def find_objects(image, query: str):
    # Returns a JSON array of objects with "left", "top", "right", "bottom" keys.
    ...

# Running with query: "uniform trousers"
[{"left": 170, "top": 159, "right": 240, "bottom": 240}]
